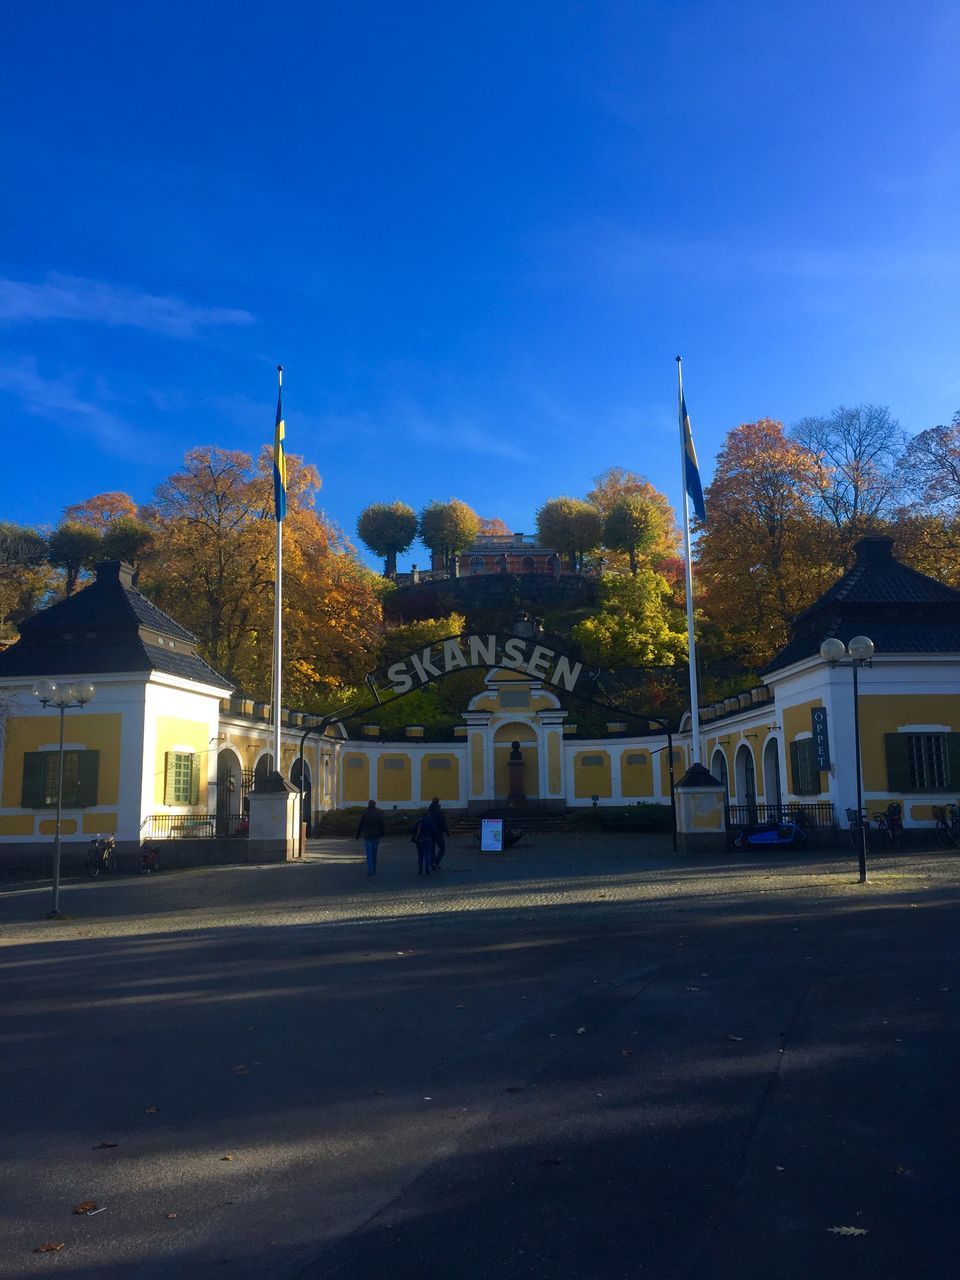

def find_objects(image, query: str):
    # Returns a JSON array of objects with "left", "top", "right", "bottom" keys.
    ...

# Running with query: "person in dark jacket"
[
  {"left": 355, "top": 800, "right": 386, "bottom": 875},
  {"left": 428, "top": 797, "right": 449, "bottom": 868},
  {"left": 411, "top": 809, "right": 438, "bottom": 876}
]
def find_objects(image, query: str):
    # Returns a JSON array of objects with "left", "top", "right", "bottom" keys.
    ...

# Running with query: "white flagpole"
[
  {"left": 676, "top": 356, "right": 702, "bottom": 766},
  {"left": 271, "top": 365, "right": 283, "bottom": 773}
]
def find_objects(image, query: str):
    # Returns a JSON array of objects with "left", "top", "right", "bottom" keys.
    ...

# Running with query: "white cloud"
[
  {"left": 0, "top": 359, "right": 156, "bottom": 460},
  {"left": 0, "top": 273, "right": 254, "bottom": 337}
]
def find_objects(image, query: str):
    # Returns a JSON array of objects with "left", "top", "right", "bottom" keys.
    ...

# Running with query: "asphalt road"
[{"left": 1, "top": 835, "right": 958, "bottom": 1279}]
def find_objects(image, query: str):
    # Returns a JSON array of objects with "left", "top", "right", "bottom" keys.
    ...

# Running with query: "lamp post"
[
  {"left": 819, "top": 636, "right": 874, "bottom": 883},
  {"left": 31, "top": 679, "right": 96, "bottom": 917}
]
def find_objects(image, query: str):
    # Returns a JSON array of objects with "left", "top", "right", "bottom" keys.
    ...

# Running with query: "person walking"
[
  {"left": 411, "top": 808, "right": 438, "bottom": 876},
  {"left": 428, "top": 797, "right": 449, "bottom": 869},
  {"left": 355, "top": 800, "right": 386, "bottom": 876}
]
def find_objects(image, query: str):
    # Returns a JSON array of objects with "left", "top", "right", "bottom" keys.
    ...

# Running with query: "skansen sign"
[{"left": 377, "top": 633, "right": 584, "bottom": 696}]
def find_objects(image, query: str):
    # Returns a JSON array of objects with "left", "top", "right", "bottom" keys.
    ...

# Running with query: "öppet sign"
[{"left": 811, "top": 706, "right": 831, "bottom": 770}]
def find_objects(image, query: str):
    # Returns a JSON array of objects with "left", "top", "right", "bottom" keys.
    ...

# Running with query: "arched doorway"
[
  {"left": 216, "top": 747, "right": 243, "bottom": 837},
  {"left": 291, "top": 756, "right": 313, "bottom": 836},
  {"left": 735, "top": 744, "right": 757, "bottom": 820},
  {"left": 492, "top": 721, "right": 539, "bottom": 799},
  {"left": 253, "top": 753, "right": 274, "bottom": 791},
  {"left": 763, "top": 738, "right": 782, "bottom": 813},
  {"left": 711, "top": 749, "right": 729, "bottom": 796}
]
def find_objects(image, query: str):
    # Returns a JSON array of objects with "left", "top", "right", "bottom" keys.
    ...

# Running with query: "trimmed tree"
[
  {"left": 535, "top": 497, "right": 603, "bottom": 571},
  {"left": 47, "top": 523, "right": 103, "bottom": 596},
  {"left": 418, "top": 500, "right": 480, "bottom": 575},
  {"left": 603, "top": 495, "right": 662, "bottom": 574},
  {"left": 357, "top": 501, "right": 418, "bottom": 576}
]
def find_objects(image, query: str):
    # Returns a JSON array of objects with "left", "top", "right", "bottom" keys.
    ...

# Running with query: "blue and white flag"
[{"left": 680, "top": 386, "right": 706, "bottom": 522}]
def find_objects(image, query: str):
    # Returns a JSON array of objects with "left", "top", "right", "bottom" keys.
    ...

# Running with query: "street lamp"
[
  {"left": 31, "top": 679, "right": 96, "bottom": 917},
  {"left": 819, "top": 636, "right": 874, "bottom": 883}
]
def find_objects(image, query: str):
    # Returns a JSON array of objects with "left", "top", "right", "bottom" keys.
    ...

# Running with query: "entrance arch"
[
  {"left": 291, "top": 756, "right": 313, "bottom": 835},
  {"left": 734, "top": 743, "right": 757, "bottom": 818},
  {"left": 711, "top": 749, "right": 729, "bottom": 796},
  {"left": 253, "top": 752, "right": 274, "bottom": 791},
  {"left": 216, "top": 747, "right": 242, "bottom": 836}
]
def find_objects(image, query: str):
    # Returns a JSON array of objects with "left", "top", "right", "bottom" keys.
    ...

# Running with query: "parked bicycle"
[
  {"left": 932, "top": 803, "right": 960, "bottom": 848},
  {"left": 846, "top": 807, "right": 871, "bottom": 853},
  {"left": 139, "top": 843, "right": 162, "bottom": 874},
  {"left": 871, "top": 802, "right": 904, "bottom": 850},
  {"left": 85, "top": 833, "right": 116, "bottom": 878}
]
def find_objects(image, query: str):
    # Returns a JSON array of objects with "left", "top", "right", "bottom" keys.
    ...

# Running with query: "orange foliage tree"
[
  {"left": 695, "top": 420, "right": 842, "bottom": 668},
  {"left": 141, "top": 446, "right": 382, "bottom": 706}
]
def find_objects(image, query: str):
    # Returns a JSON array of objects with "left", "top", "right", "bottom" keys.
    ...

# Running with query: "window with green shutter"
[
  {"left": 20, "top": 750, "right": 99, "bottom": 807},
  {"left": 885, "top": 732, "right": 960, "bottom": 790},
  {"left": 164, "top": 752, "right": 200, "bottom": 805},
  {"left": 789, "top": 739, "right": 821, "bottom": 795}
]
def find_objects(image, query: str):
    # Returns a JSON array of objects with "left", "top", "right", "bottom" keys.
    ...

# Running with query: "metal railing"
[
  {"left": 143, "top": 813, "right": 216, "bottom": 839},
  {"left": 725, "top": 801, "right": 837, "bottom": 830}
]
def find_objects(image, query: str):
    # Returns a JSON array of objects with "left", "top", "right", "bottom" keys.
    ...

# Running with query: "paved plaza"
[{"left": 1, "top": 835, "right": 958, "bottom": 1279}]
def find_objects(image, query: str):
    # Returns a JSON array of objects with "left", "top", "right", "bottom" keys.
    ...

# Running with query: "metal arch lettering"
[{"left": 370, "top": 632, "right": 585, "bottom": 696}]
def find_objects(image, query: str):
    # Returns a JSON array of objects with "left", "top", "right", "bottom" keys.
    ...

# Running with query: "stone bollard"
[{"left": 674, "top": 762, "right": 727, "bottom": 853}]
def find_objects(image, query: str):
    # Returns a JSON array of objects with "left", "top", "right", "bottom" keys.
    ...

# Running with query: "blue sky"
[{"left": 2, "top": 0, "right": 958, "bottom": 568}]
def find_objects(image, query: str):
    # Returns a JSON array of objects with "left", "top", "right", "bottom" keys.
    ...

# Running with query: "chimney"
[
  {"left": 95, "top": 560, "right": 136, "bottom": 589},
  {"left": 853, "top": 536, "right": 895, "bottom": 568}
]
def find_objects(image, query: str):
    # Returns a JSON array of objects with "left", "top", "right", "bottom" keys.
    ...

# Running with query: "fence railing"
[
  {"left": 725, "top": 801, "right": 837, "bottom": 830},
  {"left": 143, "top": 814, "right": 216, "bottom": 839}
]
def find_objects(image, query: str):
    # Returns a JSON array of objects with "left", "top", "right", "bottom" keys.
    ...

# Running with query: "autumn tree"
[
  {"left": 535, "top": 498, "right": 603, "bottom": 571},
  {"left": 378, "top": 613, "right": 467, "bottom": 669},
  {"left": 418, "top": 500, "right": 480, "bottom": 575},
  {"left": 478, "top": 516, "right": 511, "bottom": 536},
  {"left": 572, "top": 570, "right": 687, "bottom": 667},
  {"left": 356, "top": 501, "right": 418, "bottom": 576},
  {"left": 47, "top": 523, "right": 103, "bottom": 595},
  {"left": 695, "top": 419, "right": 839, "bottom": 668},
  {"left": 141, "top": 446, "right": 382, "bottom": 704},
  {"left": 792, "top": 405, "right": 905, "bottom": 535},
  {"left": 63, "top": 491, "right": 139, "bottom": 528},
  {"left": 0, "top": 523, "right": 53, "bottom": 630},
  {"left": 587, "top": 467, "right": 679, "bottom": 559}
]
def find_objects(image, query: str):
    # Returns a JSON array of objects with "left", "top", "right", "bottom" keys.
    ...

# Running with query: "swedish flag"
[
  {"left": 680, "top": 381, "right": 706, "bottom": 522},
  {"left": 274, "top": 366, "right": 287, "bottom": 522}
]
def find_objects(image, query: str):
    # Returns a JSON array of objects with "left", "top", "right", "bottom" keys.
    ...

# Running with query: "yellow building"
[{"left": 2, "top": 537, "right": 959, "bottom": 863}]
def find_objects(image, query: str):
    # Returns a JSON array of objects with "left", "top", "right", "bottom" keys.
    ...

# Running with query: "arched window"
[
  {"left": 469, "top": 557, "right": 485, "bottom": 575},
  {"left": 521, "top": 556, "right": 536, "bottom": 573},
  {"left": 711, "top": 749, "right": 728, "bottom": 795}
]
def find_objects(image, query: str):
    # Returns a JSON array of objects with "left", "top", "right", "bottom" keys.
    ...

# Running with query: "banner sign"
[
  {"left": 480, "top": 818, "right": 504, "bottom": 852},
  {"left": 811, "top": 706, "right": 831, "bottom": 770},
  {"left": 373, "top": 633, "right": 584, "bottom": 697}
]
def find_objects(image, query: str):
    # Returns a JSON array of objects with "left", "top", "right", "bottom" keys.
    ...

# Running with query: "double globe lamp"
[
  {"left": 31, "top": 679, "right": 96, "bottom": 917},
  {"left": 818, "top": 635, "right": 875, "bottom": 883}
]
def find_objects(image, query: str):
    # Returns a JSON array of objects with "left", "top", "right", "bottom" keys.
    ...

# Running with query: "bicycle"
[
  {"left": 85, "top": 833, "right": 116, "bottom": 878},
  {"left": 932, "top": 803, "right": 960, "bottom": 848},
  {"left": 846, "top": 807, "right": 871, "bottom": 853},
  {"left": 871, "top": 803, "right": 904, "bottom": 850}
]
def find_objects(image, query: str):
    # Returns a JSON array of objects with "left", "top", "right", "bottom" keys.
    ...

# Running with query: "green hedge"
[
  {"left": 567, "top": 803, "right": 673, "bottom": 833},
  {"left": 315, "top": 807, "right": 421, "bottom": 837}
]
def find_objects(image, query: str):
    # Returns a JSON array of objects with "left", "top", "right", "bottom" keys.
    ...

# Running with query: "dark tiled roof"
[
  {"left": 764, "top": 537, "right": 960, "bottom": 674},
  {"left": 0, "top": 637, "right": 232, "bottom": 690},
  {"left": 0, "top": 561, "right": 232, "bottom": 692},
  {"left": 20, "top": 560, "right": 196, "bottom": 643},
  {"left": 765, "top": 625, "right": 960, "bottom": 674}
]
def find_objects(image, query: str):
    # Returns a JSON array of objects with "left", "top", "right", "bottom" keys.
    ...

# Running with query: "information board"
[{"left": 480, "top": 818, "right": 504, "bottom": 852}]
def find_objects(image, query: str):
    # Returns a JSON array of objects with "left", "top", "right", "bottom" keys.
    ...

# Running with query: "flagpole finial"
[
  {"left": 675, "top": 355, "right": 682, "bottom": 363},
  {"left": 277, "top": 364, "right": 283, "bottom": 374}
]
